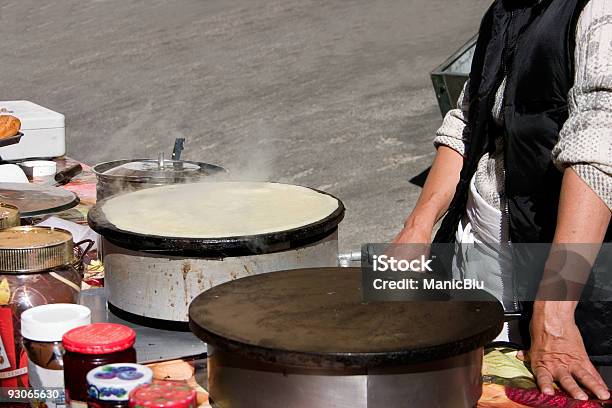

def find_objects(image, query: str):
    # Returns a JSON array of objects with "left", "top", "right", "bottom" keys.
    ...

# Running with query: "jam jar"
[
  {"left": 129, "top": 381, "right": 198, "bottom": 408},
  {"left": 87, "top": 363, "right": 152, "bottom": 408},
  {"left": 63, "top": 323, "right": 137, "bottom": 408},
  {"left": 0, "top": 226, "right": 88, "bottom": 388}
]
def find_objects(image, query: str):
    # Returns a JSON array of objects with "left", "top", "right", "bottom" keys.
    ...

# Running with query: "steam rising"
[{"left": 95, "top": 121, "right": 280, "bottom": 200}]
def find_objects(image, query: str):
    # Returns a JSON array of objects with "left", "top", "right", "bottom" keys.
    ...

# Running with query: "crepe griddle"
[
  {"left": 88, "top": 186, "right": 345, "bottom": 257},
  {"left": 0, "top": 182, "right": 79, "bottom": 217},
  {"left": 189, "top": 267, "right": 504, "bottom": 369}
]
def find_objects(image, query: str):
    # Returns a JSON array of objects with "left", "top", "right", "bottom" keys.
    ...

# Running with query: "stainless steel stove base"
[
  {"left": 207, "top": 346, "right": 483, "bottom": 408},
  {"left": 101, "top": 232, "right": 339, "bottom": 322}
]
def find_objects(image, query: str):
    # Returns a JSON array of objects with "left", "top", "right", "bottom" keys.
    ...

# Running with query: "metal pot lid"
[
  {"left": 93, "top": 159, "right": 225, "bottom": 181},
  {"left": 0, "top": 204, "right": 20, "bottom": 230},
  {"left": 0, "top": 226, "right": 74, "bottom": 273},
  {"left": 87, "top": 182, "right": 345, "bottom": 257},
  {"left": 189, "top": 268, "right": 504, "bottom": 369},
  {"left": 0, "top": 183, "right": 79, "bottom": 217}
]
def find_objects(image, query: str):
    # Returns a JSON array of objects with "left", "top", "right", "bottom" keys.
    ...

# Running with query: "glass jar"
[
  {"left": 88, "top": 401, "right": 128, "bottom": 408},
  {"left": 129, "top": 381, "right": 198, "bottom": 408},
  {"left": 21, "top": 303, "right": 92, "bottom": 408},
  {"left": 86, "top": 363, "right": 152, "bottom": 408},
  {"left": 63, "top": 323, "right": 137, "bottom": 408},
  {"left": 0, "top": 226, "right": 89, "bottom": 389}
]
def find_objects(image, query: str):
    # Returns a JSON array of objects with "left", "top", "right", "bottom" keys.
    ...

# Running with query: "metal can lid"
[
  {"left": 87, "top": 364, "right": 153, "bottom": 402},
  {"left": 21, "top": 303, "right": 91, "bottom": 342},
  {"left": 129, "top": 381, "right": 197, "bottom": 408},
  {"left": 0, "top": 203, "right": 19, "bottom": 230},
  {"left": 63, "top": 323, "right": 136, "bottom": 354},
  {"left": 0, "top": 226, "right": 73, "bottom": 273}
]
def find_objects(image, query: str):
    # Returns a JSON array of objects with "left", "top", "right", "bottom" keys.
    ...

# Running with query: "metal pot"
[
  {"left": 92, "top": 158, "right": 225, "bottom": 200},
  {"left": 189, "top": 268, "right": 504, "bottom": 408},
  {"left": 87, "top": 183, "right": 345, "bottom": 327}
]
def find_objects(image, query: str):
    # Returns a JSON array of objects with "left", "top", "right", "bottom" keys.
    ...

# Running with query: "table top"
[
  {"left": 80, "top": 288, "right": 207, "bottom": 363},
  {"left": 189, "top": 267, "right": 504, "bottom": 369}
]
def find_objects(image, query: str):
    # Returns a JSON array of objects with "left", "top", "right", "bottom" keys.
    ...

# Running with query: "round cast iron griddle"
[
  {"left": 87, "top": 185, "right": 344, "bottom": 257},
  {"left": 0, "top": 182, "right": 79, "bottom": 217},
  {"left": 189, "top": 267, "right": 504, "bottom": 369}
]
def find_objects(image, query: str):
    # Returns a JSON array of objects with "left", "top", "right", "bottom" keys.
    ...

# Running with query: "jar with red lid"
[
  {"left": 129, "top": 381, "right": 197, "bottom": 408},
  {"left": 63, "top": 323, "right": 137, "bottom": 408}
]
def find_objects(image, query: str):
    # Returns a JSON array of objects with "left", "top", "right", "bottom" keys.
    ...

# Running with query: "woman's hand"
[
  {"left": 530, "top": 169, "right": 612, "bottom": 401},
  {"left": 387, "top": 217, "right": 434, "bottom": 261},
  {"left": 530, "top": 302, "right": 610, "bottom": 401},
  {"left": 391, "top": 222, "right": 432, "bottom": 245}
]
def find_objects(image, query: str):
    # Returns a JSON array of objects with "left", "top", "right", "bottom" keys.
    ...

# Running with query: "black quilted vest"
[
  {"left": 434, "top": 0, "right": 593, "bottom": 244},
  {"left": 432, "top": 0, "right": 612, "bottom": 359}
]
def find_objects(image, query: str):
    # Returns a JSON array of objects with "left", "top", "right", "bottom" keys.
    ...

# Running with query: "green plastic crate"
[{"left": 430, "top": 35, "right": 477, "bottom": 117}]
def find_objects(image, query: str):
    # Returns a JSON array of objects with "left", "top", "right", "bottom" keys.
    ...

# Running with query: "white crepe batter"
[{"left": 101, "top": 182, "right": 340, "bottom": 238}]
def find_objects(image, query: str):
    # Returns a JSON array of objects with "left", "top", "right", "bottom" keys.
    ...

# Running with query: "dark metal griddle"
[
  {"left": 189, "top": 267, "right": 504, "bottom": 369},
  {"left": 88, "top": 185, "right": 345, "bottom": 257},
  {"left": 0, "top": 182, "right": 79, "bottom": 217}
]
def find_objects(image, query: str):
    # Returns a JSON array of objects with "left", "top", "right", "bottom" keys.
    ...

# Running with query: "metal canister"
[
  {"left": 0, "top": 227, "right": 85, "bottom": 387},
  {"left": 0, "top": 204, "right": 20, "bottom": 230}
]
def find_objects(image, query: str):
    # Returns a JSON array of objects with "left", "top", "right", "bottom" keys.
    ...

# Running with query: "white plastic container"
[
  {"left": 0, "top": 101, "right": 66, "bottom": 160},
  {"left": 21, "top": 304, "right": 91, "bottom": 408},
  {"left": 20, "top": 160, "right": 57, "bottom": 183}
]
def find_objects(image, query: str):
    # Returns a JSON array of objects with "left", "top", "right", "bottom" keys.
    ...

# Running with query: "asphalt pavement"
[{"left": 1, "top": 0, "right": 490, "bottom": 251}]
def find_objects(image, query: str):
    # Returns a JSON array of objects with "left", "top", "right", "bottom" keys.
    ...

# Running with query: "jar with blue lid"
[{"left": 86, "top": 363, "right": 153, "bottom": 408}]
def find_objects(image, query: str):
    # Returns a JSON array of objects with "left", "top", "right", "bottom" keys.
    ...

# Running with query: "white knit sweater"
[{"left": 434, "top": 0, "right": 612, "bottom": 210}]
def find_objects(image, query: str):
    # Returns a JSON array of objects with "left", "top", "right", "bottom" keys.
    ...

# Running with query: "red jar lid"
[
  {"left": 129, "top": 381, "right": 197, "bottom": 408},
  {"left": 62, "top": 323, "right": 136, "bottom": 354}
]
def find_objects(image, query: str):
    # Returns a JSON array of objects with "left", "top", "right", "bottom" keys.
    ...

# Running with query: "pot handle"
[{"left": 74, "top": 239, "right": 95, "bottom": 264}]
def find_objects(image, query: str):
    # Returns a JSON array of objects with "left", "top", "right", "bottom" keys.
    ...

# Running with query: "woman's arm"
[
  {"left": 393, "top": 145, "right": 463, "bottom": 243},
  {"left": 531, "top": 168, "right": 611, "bottom": 401},
  {"left": 532, "top": 1, "right": 612, "bottom": 399},
  {"left": 393, "top": 80, "right": 470, "bottom": 244}
]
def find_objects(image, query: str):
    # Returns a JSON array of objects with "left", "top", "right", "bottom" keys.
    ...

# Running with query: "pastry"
[{"left": 0, "top": 115, "right": 21, "bottom": 139}]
